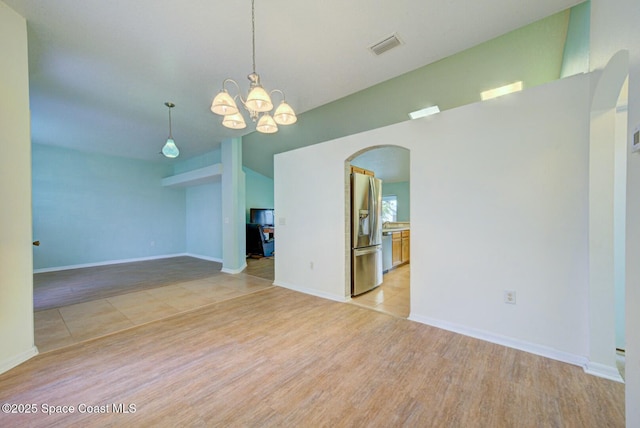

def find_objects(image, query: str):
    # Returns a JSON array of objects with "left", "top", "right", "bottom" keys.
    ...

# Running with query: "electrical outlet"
[{"left": 504, "top": 290, "right": 516, "bottom": 304}]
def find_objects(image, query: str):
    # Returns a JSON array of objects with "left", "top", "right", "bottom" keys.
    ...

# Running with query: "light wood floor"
[
  {"left": 34, "top": 257, "right": 274, "bottom": 353},
  {"left": 3, "top": 286, "right": 625, "bottom": 426},
  {"left": 244, "top": 255, "right": 275, "bottom": 281}
]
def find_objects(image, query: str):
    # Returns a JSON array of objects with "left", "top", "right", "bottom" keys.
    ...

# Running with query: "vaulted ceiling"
[{"left": 5, "top": 0, "right": 582, "bottom": 174}]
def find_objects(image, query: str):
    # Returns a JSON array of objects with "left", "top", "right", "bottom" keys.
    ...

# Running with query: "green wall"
[
  {"left": 244, "top": 167, "right": 274, "bottom": 222},
  {"left": 560, "top": 0, "right": 590, "bottom": 77},
  {"left": 175, "top": 150, "right": 223, "bottom": 260},
  {"left": 173, "top": 149, "right": 221, "bottom": 174},
  {"left": 32, "top": 144, "right": 186, "bottom": 269},
  {"left": 244, "top": 8, "right": 572, "bottom": 177}
]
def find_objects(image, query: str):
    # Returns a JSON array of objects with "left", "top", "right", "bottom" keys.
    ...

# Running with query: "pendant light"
[
  {"left": 162, "top": 102, "right": 180, "bottom": 158},
  {"left": 210, "top": 0, "right": 297, "bottom": 133}
]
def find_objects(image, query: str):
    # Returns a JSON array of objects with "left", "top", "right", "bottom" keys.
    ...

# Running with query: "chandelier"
[{"left": 210, "top": 0, "right": 297, "bottom": 134}]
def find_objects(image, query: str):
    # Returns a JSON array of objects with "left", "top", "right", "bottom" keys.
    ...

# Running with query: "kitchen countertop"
[
  {"left": 382, "top": 222, "right": 410, "bottom": 234},
  {"left": 383, "top": 227, "right": 410, "bottom": 233}
]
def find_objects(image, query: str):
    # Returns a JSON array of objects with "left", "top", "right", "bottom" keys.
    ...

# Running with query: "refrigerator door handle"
[
  {"left": 353, "top": 246, "right": 381, "bottom": 256},
  {"left": 368, "top": 176, "right": 381, "bottom": 245},
  {"left": 368, "top": 176, "right": 377, "bottom": 244}
]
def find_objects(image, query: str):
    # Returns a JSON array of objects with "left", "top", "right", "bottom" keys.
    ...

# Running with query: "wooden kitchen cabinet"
[
  {"left": 350, "top": 165, "right": 375, "bottom": 176},
  {"left": 392, "top": 232, "right": 402, "bottom": 266},
  {"left": 391, "top": 230, "right": 411, "bottom": 267},
  {"left": 392, "top": 230, "right": 410, "bottom": 267},
  {"left": 401, "top": 230, "right": 410, "bottom": 263}
]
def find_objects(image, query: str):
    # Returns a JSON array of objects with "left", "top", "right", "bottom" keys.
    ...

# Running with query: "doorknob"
[{"left": 33, "top": 241, "right": 40, "bottom": 246}]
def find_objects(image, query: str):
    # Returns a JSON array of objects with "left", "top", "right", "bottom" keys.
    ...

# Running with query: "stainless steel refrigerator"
[{"left": 351, "top": 172, "right": 383, "bottom": 296}]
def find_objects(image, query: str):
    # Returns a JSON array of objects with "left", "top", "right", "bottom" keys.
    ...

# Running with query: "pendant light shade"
[
  {"left": 222, "top": 112, "right": 247, "bottom": 130},
  {"left": 245, "top": 84, "right": 273, "bottom": 112},
  {"left": 273, "top": 100, "right": 297, "bottom": 125},
  {"left": 211, "top": 89, "right": 239, "bottom": 115},
  {"left": 162, "top": 138, "right": 180, "bottom": 158},
  {"left": 162, "top": 102, "right": 179, "bottom": 158},
  {"left": 256, "top": 113, "right": 278, "bottom": 134}
]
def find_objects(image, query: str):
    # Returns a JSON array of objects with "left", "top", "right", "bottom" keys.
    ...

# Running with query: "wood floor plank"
[{"left": 0, "top": 287, "right": 625, "bottom": 427}]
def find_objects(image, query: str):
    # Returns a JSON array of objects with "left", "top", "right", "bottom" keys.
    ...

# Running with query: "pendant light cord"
[{"left": 168, "top": 106, "right": 173, "bottom": 138}]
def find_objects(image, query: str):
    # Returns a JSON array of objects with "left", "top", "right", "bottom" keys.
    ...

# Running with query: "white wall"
[
  {"left": 275, "top": 74, "right": 591, "bottom": 364},
  {"left": 274, "top": 142, "right": 351, "bottom": 301},
  {"left": 0, "top": 1, "right": 37, "bottom": 372}
]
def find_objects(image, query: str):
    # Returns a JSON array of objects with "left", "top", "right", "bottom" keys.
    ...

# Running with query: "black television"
[{"left": 250, "top": 208, "right": 274, "bottom": 226}]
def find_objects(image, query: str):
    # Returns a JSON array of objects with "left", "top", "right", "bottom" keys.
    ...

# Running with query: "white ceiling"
[{"left": 5, "top": 0, "right": 581, "bottom": 168}]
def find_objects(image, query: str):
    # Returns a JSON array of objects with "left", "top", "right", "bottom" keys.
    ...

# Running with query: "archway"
[
  {"left": 587, "top": 50, "right": 629, "bottom": 382},
  {"left": 345, "top": 145, "right": 411, "bottom": 317}
]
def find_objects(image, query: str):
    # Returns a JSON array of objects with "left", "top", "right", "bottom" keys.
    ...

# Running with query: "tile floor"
[
  {"left": 35, "top": 257, "right": 408, "bottom": 353},
  {"left": 35, "top": 272, "right": 273, "bottom": 353},
  {"left": 349, "top": 263, "right": 410, "bottom": 318}
]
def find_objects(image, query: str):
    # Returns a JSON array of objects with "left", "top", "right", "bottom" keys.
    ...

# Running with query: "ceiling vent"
[{"left": 369, "top": 33, "right": 403, "bottom": 56}]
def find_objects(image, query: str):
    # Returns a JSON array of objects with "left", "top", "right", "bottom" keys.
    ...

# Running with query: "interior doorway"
[
  {"left": 587, "top": 49, "right": 629, "bottom": 382},
  {"left": 345, "top": 145, "right": 411, "bottom": 318},
  {"left": 614, "top": 77, "right": 628, "bottom": 378}
]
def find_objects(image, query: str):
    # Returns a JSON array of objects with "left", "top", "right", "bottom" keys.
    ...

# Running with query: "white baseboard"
[
  {"left": 409, "top": 313, "right": 589, "bottom": 370},
  {"left": 185, "top": 253, "right": 223, "bottom": 264},
  {"left": 274, "top": 280, "right": 348, "bottom": 303},
  {"left": 0, "top": 346, "right": 38, "bottom": 375},
  {"left": 221, "top": 262, "right": 247, "bottom": 274},
  {"left": 33, "top": 253, "right": 222, "bottom": 273},
  {"left": 584, "top": 361, "right": 625, "bottom": 383}
]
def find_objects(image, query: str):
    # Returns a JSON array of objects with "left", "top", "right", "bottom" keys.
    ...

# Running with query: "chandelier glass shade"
[
  {"left": 222, "top": 111, "right": 247, "bottom": 130},
  {"left": 162, "top": 102, "right": 179, "bottom": 158},
  {"left": 273, "top": 100, "right": 297, "bottom": 125},
  {"left": 210, "top": 90, "right": 238, "bottom": 116},
  {"left": 210, "top": 0, "right": 297, "bottom": 134},
  {"left": 256, "top": 113, "right": 277, "bottom": 134}
]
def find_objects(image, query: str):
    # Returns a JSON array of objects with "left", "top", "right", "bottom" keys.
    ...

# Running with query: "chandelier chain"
[{"left": 251, "top": 0, "right": 256, "bottom": 73}]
